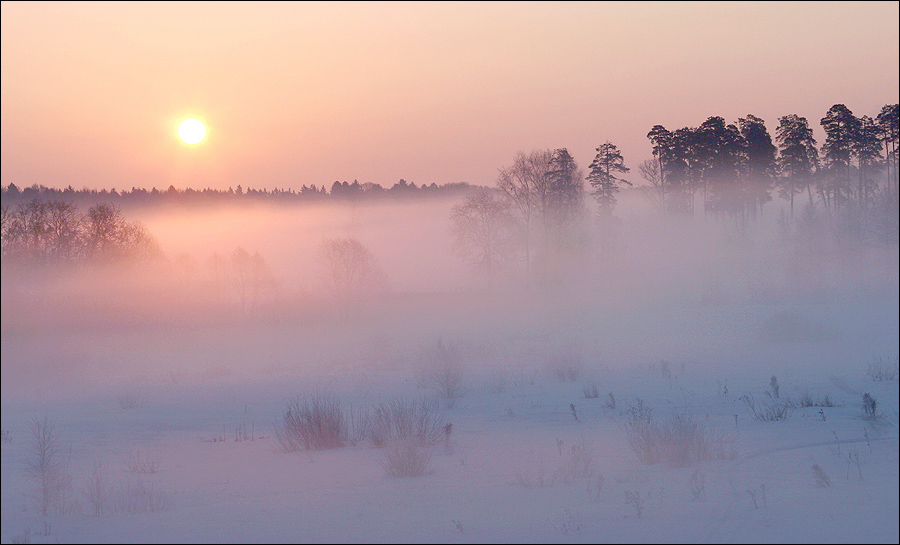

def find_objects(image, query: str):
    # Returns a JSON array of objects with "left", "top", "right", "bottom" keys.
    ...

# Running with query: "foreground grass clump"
[
  {"left": 623, "top": 401, "right": 736, "bottom": 467},
  {"left": 367, "top": 397, "right": 447, "bottom": 447},
  {"left": 380, "top": 440, "right": 434, "bottom": 477},
  {"left": 275, "top": 391, "right": 346, "bottom": 451}
]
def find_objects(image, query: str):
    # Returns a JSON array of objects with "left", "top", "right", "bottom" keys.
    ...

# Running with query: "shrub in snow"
[
  {"left": 867, "top": 355, "right": 898, "bottom": 382},
  {"left": 556, "top": 441, "right": 596, "bottom": 482},
  {"left": 118, "top": 478, "right": 167, "bottom": 513},
  {"left": 416, "top": 338, "right": 464, "bottom": 401},
  {"left": 549, "top": 354, "right": 582, "bottom": 382},
  {"left": 367, "top": 397, "right": 446, "bottom": 448},
  {"left": 623, "top": 402, "right": 735, "bottom": 467},
  {"left": 274, "top": 391, "right": 346, "bottom": 451},
  {"left": 740, "top": 392, "right": 790, "bottom": 421},
  {"left": 381, "top": 440, "right": 434, "bottom": 477}
]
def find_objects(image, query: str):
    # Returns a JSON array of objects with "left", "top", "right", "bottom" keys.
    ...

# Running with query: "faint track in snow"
[
  {"left": 702, "top": 432, "right": 894, "bottom": 542},
  {"left": 828, "top": 375, "right": 863, "bottom": 396}
]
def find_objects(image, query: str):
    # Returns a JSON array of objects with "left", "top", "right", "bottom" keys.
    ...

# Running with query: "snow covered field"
[{"left": 2, "top": 195, "right": 898, "bottom": 544}]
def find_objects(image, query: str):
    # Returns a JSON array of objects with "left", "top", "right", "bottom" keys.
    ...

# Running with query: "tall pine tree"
[{"left": 587, "top": 141, "right": 631, "bottom": 217}]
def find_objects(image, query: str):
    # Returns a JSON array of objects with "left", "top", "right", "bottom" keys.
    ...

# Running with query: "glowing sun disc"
[{"left": 177, "top": 117, "right": 207, "bottom": 145}]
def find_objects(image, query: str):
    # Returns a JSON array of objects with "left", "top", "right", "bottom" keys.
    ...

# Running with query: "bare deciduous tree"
[
  {"left": 318, "top": 237, "right": 388, "bottom": 319},
  {"left": 497, "top": 150, "right": 553, "bottom": 282},
  {"left": 25, "top": 415, "right": 71, "bottom": 516},
  {"left": 638, "top": 158, "right": 666, "bottom": 213},
  {"left": 206, "top": 247, "right": 277, "bottom": 318},
  {"left": 450, "top": 188, "right": 519, "bottom": 290}
]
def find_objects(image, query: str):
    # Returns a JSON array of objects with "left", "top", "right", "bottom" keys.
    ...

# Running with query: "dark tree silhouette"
[
  {"left": 775, "top": 114, "right": 819, "bottom": 216},
  {"left": 693, "top": 116, "right": 748, "bottom": 217},
  {"left": 545, "top": 148, "right": 584, "bottom": 231},
  {"left": 876, "top": 104, "right": 899, "bottom": 199},
  {"left": 820, "top": 104, "right": 861, "bottom": 209},
  {"left": 854, "top": 115, "right": 884, "bottom": 207},
  {"left": 587, "top": 141, "right": 631, "bottom": 217},
  {"left": 739, "top": 114, "right": 777, "bottom": 216}
]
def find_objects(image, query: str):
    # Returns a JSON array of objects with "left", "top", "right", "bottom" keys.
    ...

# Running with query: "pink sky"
[{"left": 2, "top": 1, "right": 898, "bottom": 192}]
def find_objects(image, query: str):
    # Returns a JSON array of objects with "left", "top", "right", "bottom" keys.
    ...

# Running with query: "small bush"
[
  {"left": 867, "top": 356, "right": 898, "bottom": 382},
  {"left": 417, "top": 339, "right": 464, "bottom": 400},
  {"left": 798, "top": 391, "right": 836, "bottom": 408},
  {"left": 740, "top": 393, "right": 790, "bottom": 422},
  {"left": 274, "top": 391, "right": 346, "bottom": 452},
  {"left": 623, "top": 402, "right": 735, "bottom": 467},
  {"left": 556, "top": 441, "right": 596, "bottom": 482},
  {"left": 381, "top": 441, "right": 434, "bottom": 477},
  {"left": 550, "top": 355, "right": 582, "bottom": 382},
  {"left": 582, "top": 383, "right": 600, "bottom": 399},
  {"left": 118, "top": 478, "right": 167, "bottom": 513},
  {"left": 367, "top": 397, "right": 446, "bottom": 448}
]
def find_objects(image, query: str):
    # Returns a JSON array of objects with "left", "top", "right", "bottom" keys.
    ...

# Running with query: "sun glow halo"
[{"left": 177, "top": 117, "right": 208, "bottom": 146}]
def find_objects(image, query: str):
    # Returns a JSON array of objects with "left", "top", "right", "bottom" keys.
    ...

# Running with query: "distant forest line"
[
  {"left": 1, "top": 102, "right": 897, "bottom": 221},
  {"left": 0, "top": 179, "right": 481, "bottom": 210}
]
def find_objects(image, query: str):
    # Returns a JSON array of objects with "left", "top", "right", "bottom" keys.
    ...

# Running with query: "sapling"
[{"left": 25, "top": 415, "right": 71, "bottom": 516}]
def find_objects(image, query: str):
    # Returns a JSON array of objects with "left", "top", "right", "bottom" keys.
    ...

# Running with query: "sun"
[{"left": 177, "top": 117, "right": 208, "bottom": 146}]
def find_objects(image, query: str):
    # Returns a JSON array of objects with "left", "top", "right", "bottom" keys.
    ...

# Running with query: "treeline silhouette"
[
  {"left": 1, "top": 200, "right": 160, "bottom": 268},
  {"left": 0, "top": 179, "right": 479, "bottom": 211},
  {"left": 638, "top": 103, "right": 898, "bottom": 220}
]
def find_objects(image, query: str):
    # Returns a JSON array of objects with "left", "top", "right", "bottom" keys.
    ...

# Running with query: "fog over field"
[
  {"left": 3, "top": 190, "right": 896, "bottom": 398},
  {"left": 1, "top": 2, "right": 898, "bottom": 541},
  {"left": 1, "top": 187, "right": 897, "bottom": 543}
]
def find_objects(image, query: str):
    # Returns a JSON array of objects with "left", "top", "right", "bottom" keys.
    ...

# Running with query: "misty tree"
[
  {"left": 637, "top": 158, "right": 665, "bottom": 213},
  {"left": 693, "top": 116, "right": 748, "bottom": 218},
  {"left": 86, "top": 203, "right": 159, "bottom": 263},
  {"left": 1, "top": 200, "right": 157, "bottom": 267},
  {"left": 25, "top": 415, "right": 71, "bottom": 516},
  {"left": 853, "top": 115, "right": 883, "bottom": 208},
  {"left": 775, "top": 114, "right": 819, "bottom": 216},
  {"left": 647, "top": 124, "right": 696, "bottom": 214},
  {"left": 318, "top": 237, "right": 388, "bottom": 319},
  {"left": 587, "top": 141, "right": 631, "bottom": 217},
  {"left": 738, "top": 114, "right": 777, "bottom": 216},
  {"left": 545, "top": 148, "right": 585, "bottom": 231},
  {"left": 219, "top": 247, "right": 277, "bottom": 318},
  {"left": 44, "top": 200, "right": 84, "bottom": 262},
  {"left": 449, "top": 188, "right": 519, "bottom": 290},
  {"left": 820, "top": 104, "right": 860, "bottom": 209},
  {"left": 876, "top": 104, "right": 898, "bottom": 199},
  {"left": 497, "top": 150, "right": 549, "bottom": 285},
  {"left": 206, "top": 248, "right": 271, "bottom": 318}
]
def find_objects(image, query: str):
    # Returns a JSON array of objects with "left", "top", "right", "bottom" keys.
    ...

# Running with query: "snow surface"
[{"left": 2, "top": 194, "right": 898, "bottom": 544}]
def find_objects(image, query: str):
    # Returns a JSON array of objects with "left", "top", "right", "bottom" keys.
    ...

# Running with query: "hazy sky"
[{"left": 2, "top": 1, "right": 898, "bottom": 192}]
